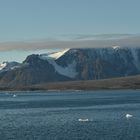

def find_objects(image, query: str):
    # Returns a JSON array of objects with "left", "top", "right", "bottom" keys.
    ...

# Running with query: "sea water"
[{"left": 0, "top": 90, "right": 140, "bottom": 140}]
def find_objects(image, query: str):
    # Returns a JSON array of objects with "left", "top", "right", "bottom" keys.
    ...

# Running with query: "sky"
[{"left": 0, "top": 0, "right": 140, "bottom": 63}]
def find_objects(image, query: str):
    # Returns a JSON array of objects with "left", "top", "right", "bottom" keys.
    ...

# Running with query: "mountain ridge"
[{"left": 1, "top": 47, "right": 140, "bottom": 88}]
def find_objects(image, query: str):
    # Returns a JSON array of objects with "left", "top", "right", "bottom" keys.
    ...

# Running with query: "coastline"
[{"left": 0, "top": 75, "right": 140, "bottom": 92}]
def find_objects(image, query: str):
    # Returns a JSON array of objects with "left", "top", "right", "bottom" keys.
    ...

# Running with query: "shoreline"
[
  {"left": 0, "top": 88, "right": 139, "bottom": 93},
  {"left": 1, "top": 75, "right": 140, "bottom": 92}
]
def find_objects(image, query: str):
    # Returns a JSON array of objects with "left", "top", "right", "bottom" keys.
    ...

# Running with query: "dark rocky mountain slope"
[{"left": 0, "top": 47, "right": 140, "bottom": 88}]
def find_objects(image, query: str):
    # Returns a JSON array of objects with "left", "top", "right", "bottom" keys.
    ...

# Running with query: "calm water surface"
[{"left": 0, "top": 90, "right": 140, "bottom": 140}]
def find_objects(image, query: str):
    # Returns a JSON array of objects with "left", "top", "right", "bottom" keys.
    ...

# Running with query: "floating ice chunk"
[
  {"left": 126, "top": 114, "right": 133, "bottom": 118},
  {"left": 13, "top": 94, "right": 17, "bottom": 98},
  {"left": 78, "top": 118, "right": 89, "bottom": 122}
]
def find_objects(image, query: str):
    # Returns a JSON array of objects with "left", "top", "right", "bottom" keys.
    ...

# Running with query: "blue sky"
[{"left": 0, "top": 0, "right": 140, "bottom": 62}]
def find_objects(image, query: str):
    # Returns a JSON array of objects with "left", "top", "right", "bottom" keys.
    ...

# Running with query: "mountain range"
[{"left": 0, "top": 47, "right": 140, "bottom": 88}]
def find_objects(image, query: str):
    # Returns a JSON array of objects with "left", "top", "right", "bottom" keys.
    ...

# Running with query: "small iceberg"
[
  {"left": 78, "top": 118, "right": 89, "bottom": 122},
  {"left": 126, "top": 114, "right": 133, "bottom": 119},
  {"left": 13, "top": 94, "right": 16, "bottom": 97}
]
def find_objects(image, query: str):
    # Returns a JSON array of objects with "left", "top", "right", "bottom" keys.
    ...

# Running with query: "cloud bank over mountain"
[{"left": 0, "top": 34, "right": 140, "bottom": 51}]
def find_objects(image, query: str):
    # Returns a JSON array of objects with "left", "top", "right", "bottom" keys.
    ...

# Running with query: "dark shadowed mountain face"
[
  {"left": 0, "top": 54, "right": 71, "bottom": 87},
  {"left": 0, "top": 47, "right": 140, "bottom": 87},
  {"left": 56, "top": 48, "right": 140, "bottom": 80}
]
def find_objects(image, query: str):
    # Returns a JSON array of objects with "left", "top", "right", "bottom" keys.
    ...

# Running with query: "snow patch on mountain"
[
  {"left": 47, "top": 58, "right": 77, "bottom": 78},
  {"left": 112, "top": 45, "right": 120, "bottom": 49},
  {"left": 0, "top": 62, "right": 7, "bottom": 70},
  {"left": 0, "top": 62, "right": 20, "bottom": 72},
  {"left": 48, "top": 49, "right": 70, "bottom": 59},
  {"left": 41, "top": 49, "right": 70, "bottom": 60},
  {"left": 39, "top": 49, "right": 77, "bottom": 78}
]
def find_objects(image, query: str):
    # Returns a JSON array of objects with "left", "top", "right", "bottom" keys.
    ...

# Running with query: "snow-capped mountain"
[
  {"left": 1, "top": 47, "right": 140, "bottom": 87},
  {"left": 0, "top": 61, "right": 20, "bottom": 72}
]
